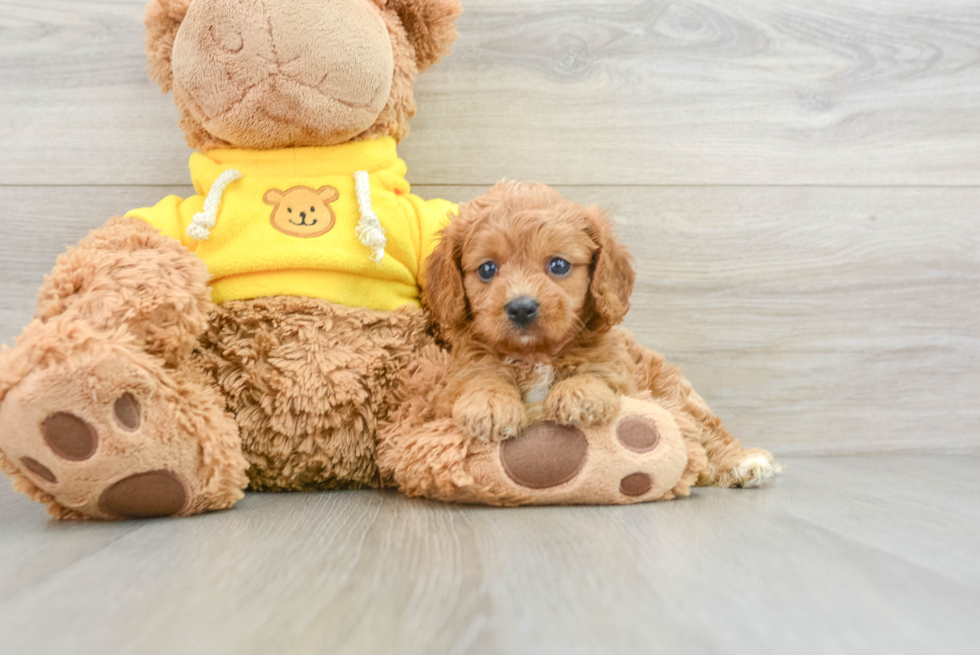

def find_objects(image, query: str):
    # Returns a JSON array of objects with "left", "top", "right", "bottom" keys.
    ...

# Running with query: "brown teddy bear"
[
  {"left": 0, "top": 0, "right": 779, "bottom": 520},
  {"left": 264, "top": 187, "right": 341, "bottom": 239}
]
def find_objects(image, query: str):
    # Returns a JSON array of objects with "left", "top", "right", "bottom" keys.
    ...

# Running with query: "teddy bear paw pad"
[
  {"left": 98, "top": 470, "right": 189, "bottom": 518},
  {"left": 616, "top": 415, "right": 660, "bottom": 453},
  {"left": 619, "top": 471, "right": 653, "bottom": 497},
  {"left": 112, "top": 393, "right": 141, "bottom": 431},
  {"left": 41, "top": 412, "right": 99, "bottom": 461},
  {"left": 20, "top": 457, "right": 57, "bottom": 483},
  {"left": 500, "top": 421, "right": 588, "bottom": 489}
]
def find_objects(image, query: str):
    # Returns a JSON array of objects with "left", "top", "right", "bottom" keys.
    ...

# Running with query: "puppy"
[{"left": 424, "top": 181, "right": 638, "bottom": 442}]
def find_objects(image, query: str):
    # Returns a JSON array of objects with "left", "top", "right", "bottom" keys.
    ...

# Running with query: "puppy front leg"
[
  {"left": 453, "top": 375, "right": 528, "bottom": 442},
  {"left": 544, "top": 375, "right": 621, "bottom": 428}
]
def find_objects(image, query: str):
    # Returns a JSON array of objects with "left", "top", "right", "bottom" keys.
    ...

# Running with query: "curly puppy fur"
[
  {"left": 424, "top": 181, "right": 637, "bottom": 442},
  {"left": 424, "top": 181, "right": 773, "bottom": 486},
  {"left": 378, "top": 342, "right": 711, "bottom": 506},
  {"left": 0, "top": 0, "right": 775, "bottom": 519}
]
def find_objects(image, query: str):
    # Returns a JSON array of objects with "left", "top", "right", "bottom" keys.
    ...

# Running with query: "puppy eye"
[
  {"left": 310, "top": 206, "right": 316, "bottom": 212},
  {"left": 287, "top": 208, "right": 292, "bottom": 213},
  {"left": 549, "top": 257, "right": 571, "bottom": 277},
  {"left": 477, "top": 261, "right": 498, "bottom": 282}
]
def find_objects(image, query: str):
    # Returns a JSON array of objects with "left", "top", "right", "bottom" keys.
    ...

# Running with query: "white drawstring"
[
  {"left": 187, "top": 169, "right": 242, "bottom": 241},
  {"left": 353, "top": 170, "right": 386, "bottom": 264},
  {"left": 187, "top": 168, "right": 386, "bottom": 265}
]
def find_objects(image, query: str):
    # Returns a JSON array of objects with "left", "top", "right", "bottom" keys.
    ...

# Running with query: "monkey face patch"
[{"left": 263, "top": 186, "right": 339, "bottom": 238}]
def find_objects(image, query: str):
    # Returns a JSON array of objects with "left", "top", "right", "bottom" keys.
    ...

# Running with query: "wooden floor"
[
  {"left": 1, "top": 454, "right": 978, "bottom": 654},
  {"left": 1, "top": 1, "right": 978, "bottom": 652}
]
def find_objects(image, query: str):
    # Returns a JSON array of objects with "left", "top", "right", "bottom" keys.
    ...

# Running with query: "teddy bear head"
[{"left": 145, "top": 0, "right": 462, "bottom": 151}]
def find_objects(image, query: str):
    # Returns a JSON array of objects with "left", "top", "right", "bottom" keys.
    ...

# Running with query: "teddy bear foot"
[
  {"left": 489, "top": 396, "right": 697, "bottom": 504},
  {"left": 382, "top": 395, "right": 703, "bottom": 506},
  {"left": 0, "top": 321, "right": 248, "bottom": 519}
]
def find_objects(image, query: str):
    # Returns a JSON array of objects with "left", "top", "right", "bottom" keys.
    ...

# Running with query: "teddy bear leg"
[
  {"left": 34, "top": 216, "right": 214, "bottom": 366},
  {"left": 0, "top": 217, "right": 247, "bottom": 519},
  {"left": 380, "top": 393, "right": 705, "bottom": 506},
  {"left": 0, "top": 315, "right": 248, "bottom": 519}
]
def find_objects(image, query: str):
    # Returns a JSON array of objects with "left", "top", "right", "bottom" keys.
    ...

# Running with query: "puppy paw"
[
  {"left": 730, "top": 449, "right": 784, "bottom": 488},
  {"left": 544, "top": 378, "right": 620, "bottom": 427},
  {"left": 453, "top": 392, "right": 528, "bottom": 442}
]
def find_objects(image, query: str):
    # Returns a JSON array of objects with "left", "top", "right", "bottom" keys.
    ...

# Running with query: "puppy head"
[{"left": 425, "top": 181, "right": 635, "bottom": 355}]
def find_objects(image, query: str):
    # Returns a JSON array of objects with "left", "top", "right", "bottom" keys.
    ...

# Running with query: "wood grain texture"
[
  {"left": 0, "top": 455, "right": 978, "bottom": 655},
  {"left": 1, "top": 2, "right": 979, "bottom": 651},
  {"left": 1, "top": 0, "right": 979, "bottom": 186},
  {"left": 1, "top": 185, "right": 976, "bottom": 455}
]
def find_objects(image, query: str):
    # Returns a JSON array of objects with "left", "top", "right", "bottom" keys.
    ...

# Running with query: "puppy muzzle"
[{"left": 505, "top": 297, "right": 540, "bottom": 327}]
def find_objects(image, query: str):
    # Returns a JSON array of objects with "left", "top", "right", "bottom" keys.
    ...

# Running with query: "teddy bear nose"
[
  {"left": 300, "top": 212, "right": 307, "bottom": 219},
  {"left": 506, "top": 297, "right": 540, "bottom": 327}
]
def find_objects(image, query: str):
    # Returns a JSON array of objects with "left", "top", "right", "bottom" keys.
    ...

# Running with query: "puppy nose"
[
  {"left": 506, "top": 297, "right": 539, "bottom": 327},
  {"left": 300, "top": 211, "right": 307, "bottom": 219}
]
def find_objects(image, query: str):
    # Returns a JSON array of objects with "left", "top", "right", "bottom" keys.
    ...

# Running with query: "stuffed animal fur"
[{"left": 0, "top": 0, "right": 778, "bottom": 519}]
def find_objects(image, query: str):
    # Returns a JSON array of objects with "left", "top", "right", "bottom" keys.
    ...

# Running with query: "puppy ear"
[
  {"left": 585, "top": 206, "right": 635, "bottom": 331},
  {"left": 145, "top": 0, "right": 192, "bottom": 92},
  {"left": 386, "top": 0, "right": 463, "bottom": 72},
  {"left": 423, "top": 217, "right": 468, "bottom": 333}
]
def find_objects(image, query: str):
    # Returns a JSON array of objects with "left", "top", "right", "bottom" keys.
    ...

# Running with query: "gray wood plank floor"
[
  {"left": 1, "top": 455, "right": 978, "bottom": 655},
  {"left": 1, "top": 1, "right": 978, "bottom": 653}
]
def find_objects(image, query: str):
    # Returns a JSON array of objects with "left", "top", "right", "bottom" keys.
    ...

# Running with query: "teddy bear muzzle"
[{"left": 171, "top": 0, "right": 395, "bottom": 148}]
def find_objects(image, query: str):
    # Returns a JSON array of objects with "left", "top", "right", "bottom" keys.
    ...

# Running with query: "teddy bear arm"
[
  {"left": 378, "top": 344, "right": 703, "bottom": 506},
  {"left": 35, "top": 216, "right": 213, "bottom": 365}
]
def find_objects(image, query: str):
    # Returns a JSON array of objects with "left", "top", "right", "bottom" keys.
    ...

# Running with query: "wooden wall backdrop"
[{"left": 1, "top": 0, "right": 978, "bottom": 456}]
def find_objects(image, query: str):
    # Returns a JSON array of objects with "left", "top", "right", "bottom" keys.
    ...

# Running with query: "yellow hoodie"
[{"left": 126, "top": 137, "right": 455, "bottom": 311}]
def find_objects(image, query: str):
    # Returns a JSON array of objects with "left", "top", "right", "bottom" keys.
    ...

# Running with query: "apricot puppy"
[{"left": 425, "top": 181, "right": 637, "bottom": 442}]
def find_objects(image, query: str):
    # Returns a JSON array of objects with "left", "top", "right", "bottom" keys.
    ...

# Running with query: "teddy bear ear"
[
  {"left": 263, "top": 189, "right": 285, "bottom": 205},
  {"left": 316, "top": 186, "right": 340, "bottom": 202},
  {"left": 385, "top": 0, "right": 463, "bottom": 72},
  {"left": 144, "top": 0, "right": 192, "bottom": 92}
]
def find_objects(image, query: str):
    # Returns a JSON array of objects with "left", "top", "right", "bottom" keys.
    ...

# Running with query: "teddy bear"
[
  {"left": 264, "top": 186, "right": 342, "bottom": 238},
  {"left": 0, "top": 0, "right": 779, "bottom": 520}
]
